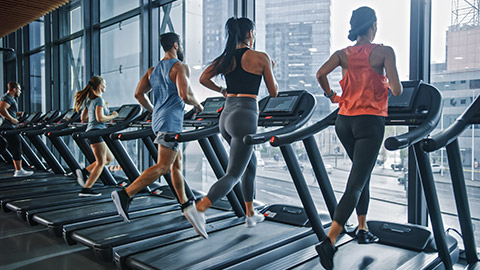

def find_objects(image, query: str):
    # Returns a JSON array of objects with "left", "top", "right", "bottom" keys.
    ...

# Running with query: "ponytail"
[
  {"left": 212, "top": 17, "right": 255, "bottom": 74},
  {"left": 73, "top": 76, "right": 104, "bottom": 112}
]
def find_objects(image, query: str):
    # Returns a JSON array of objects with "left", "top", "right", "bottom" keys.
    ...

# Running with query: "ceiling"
[{"left": 0, "top": 0, "right": 70, "bottom": 39}]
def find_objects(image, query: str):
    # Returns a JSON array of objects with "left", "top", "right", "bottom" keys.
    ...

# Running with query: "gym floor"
[{"left": 0, "top": 210, "right": 115, "bottom": 270}]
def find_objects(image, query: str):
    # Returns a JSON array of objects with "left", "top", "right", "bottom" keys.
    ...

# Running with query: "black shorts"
[{"left": 86, "top": 134, "right": 104, "bottom": 145}]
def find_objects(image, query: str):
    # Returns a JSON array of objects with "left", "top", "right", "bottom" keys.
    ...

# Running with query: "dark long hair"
[
  {"left": 213, "top": 17, "right": 255, "bottom": 74},
  {"left": 348, "top": 7, "right": 377, "bottom": 41},
  {"left": 73, "top": 76, "right": 104, "bottom": 112}
]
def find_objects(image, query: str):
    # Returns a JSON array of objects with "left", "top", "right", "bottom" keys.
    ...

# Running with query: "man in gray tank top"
[{"left": 111, "top": 33, "right": 207, "bottom": 237}]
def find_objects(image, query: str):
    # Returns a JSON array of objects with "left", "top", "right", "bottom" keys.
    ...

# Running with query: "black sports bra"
[{"left": 224, "top": 48, "right": 262, "bottom": 95}]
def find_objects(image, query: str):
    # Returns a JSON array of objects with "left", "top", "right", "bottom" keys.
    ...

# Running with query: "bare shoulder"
[
  {"left": 249, "top": 50, "right": 270, "bottom": 63},
  {"left": 376, "top": 45, "right": 395, "bottom": 56}
]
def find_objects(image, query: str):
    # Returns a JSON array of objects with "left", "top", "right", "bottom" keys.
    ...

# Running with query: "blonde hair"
[{"left": 73, "top": 76, "right": 104, "bottom": 112}]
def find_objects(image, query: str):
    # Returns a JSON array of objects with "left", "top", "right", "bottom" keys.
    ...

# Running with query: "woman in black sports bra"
[{"left": 182, "top": 17, "right": 278, "bottom": 238}]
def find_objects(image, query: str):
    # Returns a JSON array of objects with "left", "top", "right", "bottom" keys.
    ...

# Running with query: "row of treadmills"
[{"left": 0, "top": 81, "right": 478, "bottom": 269}]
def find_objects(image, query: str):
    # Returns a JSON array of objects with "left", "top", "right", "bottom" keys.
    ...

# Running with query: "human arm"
[
  {"left": 80, "top": 107, "right": 88, "bottom": 122},
  {"left": 0, "top": 101, "right": 18, "bottom": 125},
  {"left": 262, "top": 52, "right": 278, "bottom": 97},
  {"left": 383, "top": 46, "right": 402, "bottom": 96},
  {"left": 316, "top": 51, "right": 342, "bottom": 103},
  {"left": 176, "top": 63, "right": 203, "bottom": 112},
  {"left": 94, "top": 99, "right": 118, "bottom": 122},
  {"left": 134, "top": 67, "right": 155, "bottom": 113},
  {"left": 199, "top": 61, "right": 227, "bottom": 98}
]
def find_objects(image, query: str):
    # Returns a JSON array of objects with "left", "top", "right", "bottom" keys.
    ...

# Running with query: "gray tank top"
[{"left": 150, "top": 58, "right": 185, "bottom": 133}]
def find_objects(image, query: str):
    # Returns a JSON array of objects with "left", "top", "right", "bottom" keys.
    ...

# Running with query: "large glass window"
[
  {"left": 60, "top": 4, "right": 83, "bottom": 36},
  {"left": 100, "top": 0, "right": 140, "bottom": 22},
  {"left": 182, "top": 0, "right": 235, "bottom": 194},
  {"left": 29, "top": 18, "right": 45, "bottom": 49},
  {"left": 29, "top": 52, "right": 45, "bottom": 113},
  {"left": 430, "top": 0, "right": 480, "bottom": 248},
  {"left": 100, "top": 16, "right": 141, "bottom": 107},
  {"left": 255, "top": 0, "right": 411, "bottom": 222},
  {"left": 59, "top": 37, "right": 85, "bottom": 112}
]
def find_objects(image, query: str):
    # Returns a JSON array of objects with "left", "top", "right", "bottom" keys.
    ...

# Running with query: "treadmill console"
[
  {"left": 388, "top": 80, "right": 419, "bottom": 113},
  {"left": 386, "top": 80, "right": 431, "bottom": 125},
  {"left": 60, "top": 109, "right": 76, "bottom": 122},
  {"left": 115, "top": 105, "right": 138, "bottom": 122},
  {"left": 42, "top": 110, "right": 58, "bottom": 122},
  {"left": 184, "top": 97, "right": 225, "bottom": 127},
  {"left": 258, "top": 90, "right": 311, "bottom": 127}
]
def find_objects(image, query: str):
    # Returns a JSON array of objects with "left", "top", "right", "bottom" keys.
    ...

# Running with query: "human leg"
[{"left": 6, "top": 133, "right": 33, "bottom": 177}]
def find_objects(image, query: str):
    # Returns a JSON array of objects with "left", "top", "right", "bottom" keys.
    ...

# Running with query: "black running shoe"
[
  {"left": 79, "top": 188, "right": 102, "bottom": 197},
  {"left": 316, "top": 238, "right": 337, "bottom": 270},
  {"left": 357, "top": 229, "right": 379, "bottom": 244},
  {"left": 111, "top": 189, "right": 132, "bottom": 222}
]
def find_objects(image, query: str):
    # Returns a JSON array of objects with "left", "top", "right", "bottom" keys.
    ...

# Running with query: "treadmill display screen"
[
  {"left": 197, "top": 100, "right": 225, "bottom": 116},
  {"left": 25, "top": 113, "right": 37, "bottom": 122},
  {"left": 388, "top": 86, "right": 416, "bottom": 110},
  {"left": 44, "top": 110, "right": 56, "bottom": 120},
  {"left": 116, "top": 106, "right": 133, "bottom": 120},
  {"left": 263, "top": 96, "right": 299, "bottom": 113},
  {"left": 63, "top": 110, "right": 75, "bottom": 120}
]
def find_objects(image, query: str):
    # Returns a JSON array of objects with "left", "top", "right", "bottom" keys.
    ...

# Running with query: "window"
[
  {"left": 255, "top": 0, "right": 411, "bottom": 222},
  {"left": 430, "top": 0, "right": 480, "bottom": 249},
  {"left": 100, "top": 0, "right": 140, "bottom": 21},
  {"left": 59, "top": 37, "right": 84, "bottom": 112},
  {"left": 182, "top": 0, "right": 234, "bottom": 193},
  {"left": 100, "top": 16, "right": 141, "bottom": 107},
  {"left": 60, "top": 4, "right": 83, "bottom": 36},
  {"left": 29, "top": 18, "right": 45, "bottom": 49},
  {"left": 29, "top": 52, "right": 45, "bottom": 113}
]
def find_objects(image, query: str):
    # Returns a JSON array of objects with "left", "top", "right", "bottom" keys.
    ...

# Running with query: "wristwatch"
[{"left": 324, "top": 90, "right": 335, "bottom": 98}]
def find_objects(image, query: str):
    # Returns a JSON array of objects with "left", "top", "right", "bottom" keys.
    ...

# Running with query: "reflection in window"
[
  {"left": 100, "top": 0, "right": 140, "bottom": 21},
  {"left": 29, "top": 52, "right": 45, "bottom": 113},
  {"left": 29, "top": 18, "right": 45, "bottom": 50},
  {"left": 100, "top": 16, "right": 140, "bottom": 107}
]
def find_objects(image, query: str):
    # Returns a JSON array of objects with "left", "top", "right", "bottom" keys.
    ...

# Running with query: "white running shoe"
[
  {"left": 183, "top": 202, "right": 208, "bottom": 239},
  {"left": 75, "top": 169, "right": 86, "bottom": 187},
  {"left": 245, "top": 211, "right": 265, "bottom": 228},
  {"left": 13, "top": 168, "right": 34, "bottom": 177}
]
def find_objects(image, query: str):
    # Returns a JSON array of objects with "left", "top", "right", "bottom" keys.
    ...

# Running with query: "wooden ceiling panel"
[{"left": 0, "top": 0, "right": 70, "bottom": 38}]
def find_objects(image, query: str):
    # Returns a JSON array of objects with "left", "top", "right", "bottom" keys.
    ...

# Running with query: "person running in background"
[
  {"left": 185, "top": 17, "right": 278, "bottom": 238},
  {"left": 314, "top": 7, "right": 403, "bottom": 270},
  {"left": 0, "top": 81, "right": 33, "bottom": 177},
  {"left": 111, "top": 33, "right": 204, "bottom": 228},
  {"left": 73, "top": 76, "right": 118, "bottom": 197}
]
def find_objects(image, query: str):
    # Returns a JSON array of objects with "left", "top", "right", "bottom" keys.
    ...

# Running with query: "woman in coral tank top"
[{"left": 315, "top": 6, "right": 403, "bottom": 270}]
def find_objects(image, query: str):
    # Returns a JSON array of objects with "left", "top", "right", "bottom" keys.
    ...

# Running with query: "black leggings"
[
  {"left": 206, "top": 97, "right": 258, "bottom": 203},
  {"left": 332, "top": 115, "right": 385, "bottom": 226},
  {"left": 0, "top": 131, "right": 22, "bottom": 160}
]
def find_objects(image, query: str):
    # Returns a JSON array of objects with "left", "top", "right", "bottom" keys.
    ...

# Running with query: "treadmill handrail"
[
  {"left": 72, "top": 105, "right": 141, "bottom": 139},
  {"left": 45, "top": 125, "right": 86, "bottom": 137},
  {"left": 164, "top": 125, "right": 220, "bottom": 142},
  {"left": 384, "top": 83, "right": 443, "bottom": 150},
  {"left": 271, "top": 108, "right": 338, "bottom": 146},
  {"left": 244, "top": 93, "right": 317, "bottom": 145},
  {"left": 111, "top": 128, "right": 154, "bottom": 141},
  {"left": 423, "top": 95, "right": 480, "bottom": 152}
]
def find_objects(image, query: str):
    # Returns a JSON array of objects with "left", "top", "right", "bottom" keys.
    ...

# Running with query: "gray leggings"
[
  {"left": 206, "top": 97, "right": 258, "bottom": 203},
  {"left": 333, "top": 115, "right": 385, "bottom": 226}
]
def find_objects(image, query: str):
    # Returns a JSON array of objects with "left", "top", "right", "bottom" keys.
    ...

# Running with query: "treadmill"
[
  {"left": 64, "top": 97, "right": 246, "bottom": 262},
  {"left": 2, "top": 105, "right": 140, "bottom": 222},
  {"left": 265, "top": 81, "right": 459, "bottom": 269},
  {"left": 0, "top": 112, "right": 39, "bottom": 169},
  {"left": 422, "top": 95, "right": 480, "bottom": 268},
  {"left": 111, "top": 91, "right": 333, "bottom": 270},
  {"left": 29, "top": 110, "right": 194, "bottom": 237},
  {"left": 0, "top": 109, "right": 81, "bottom": 190},
  {"left": 0, "top": 110, "right": 60, "bottom": 179}
]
